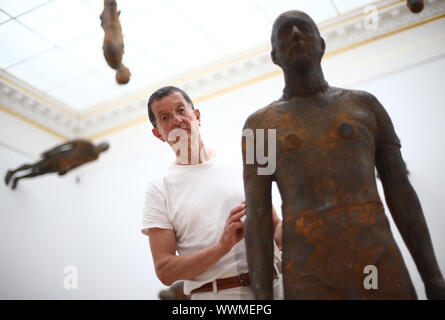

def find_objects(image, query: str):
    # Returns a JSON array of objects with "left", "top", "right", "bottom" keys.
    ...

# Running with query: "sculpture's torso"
[
  {"left": 272, "top": 87, "right": 380, "bottom": 211},
  {"left": 253, "top": 87, "right": 416, "bottom": 299},
  {"left": 38, "top": 140, "right": 98, "bottom": 174}
]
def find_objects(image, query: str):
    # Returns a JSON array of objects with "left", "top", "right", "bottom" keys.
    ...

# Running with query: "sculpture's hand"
[
  {"left": 218, "top": 202, "right": 246, "bottom": 252},
  {"left": 425, "top": 278, "right": 445, "bottom": 300}
]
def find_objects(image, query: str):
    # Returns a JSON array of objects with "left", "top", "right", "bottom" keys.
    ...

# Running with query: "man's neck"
[
  {"left": 175, "top": 140, "right": 214, "bottom": 165},
  {"left": 282, "top": 63, "right": 328, "bottom": 99}
]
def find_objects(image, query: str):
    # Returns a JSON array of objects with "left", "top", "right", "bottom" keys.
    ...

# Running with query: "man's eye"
[
  {"left": 178, "top": 108, "right": 185, "bottom": 113},
  {"left": 161, "top": 115, "right": 169, "bottom": 121}
]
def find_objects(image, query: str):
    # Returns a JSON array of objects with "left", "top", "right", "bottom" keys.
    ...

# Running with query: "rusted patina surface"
[
  {"left": 242, "top": 11, "right": 445, "bottom": 300},
  {"left": 159, "top": 282, "right": 190, "bottom": 300},
  {"left": 100, "top": 0, "right": 130, "bottom": 84},
  {"left": 5, "top": 139, "right": 109, "bottom": 189}
]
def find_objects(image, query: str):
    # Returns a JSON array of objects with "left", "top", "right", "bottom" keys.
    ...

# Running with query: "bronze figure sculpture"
[
  {"left": 4, "top": 139, "right": 109, "bottom": 190},
  {"left": 242, "top": 11, "right": 445, "bottom": 299},
  {"left": 407, "top": 0, "right": 424, "bottom": 13},
  {"left": 159, "top": 282, "right": 190, "bottom": 300},
  {"left": 100, "top": 0, "right": 131, "bottom": 84}
]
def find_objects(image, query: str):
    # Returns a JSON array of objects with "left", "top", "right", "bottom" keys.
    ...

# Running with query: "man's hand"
[
  {"left": 425, "top": 278, "right": 445, "bottom": 300},
  {"left": 219, "top": 201, "right": 246, "bottom": 252},
  {"left": 272, "top": 207, "right": 282, "bottom": 251}
]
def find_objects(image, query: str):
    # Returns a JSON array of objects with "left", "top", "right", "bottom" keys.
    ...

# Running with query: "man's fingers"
[
  {"left": 228, "top": 209, "right": 246, "bottom": 223},
  {"left": 229, "top": 202, "right": 246, "bottom": 215},
  {"left": 228, "top": 221, "right": 244, "bottom": 233}
]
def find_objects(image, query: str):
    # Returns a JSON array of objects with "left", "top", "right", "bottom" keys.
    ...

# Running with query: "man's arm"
[
  {"left": 370, "top": 93, "right": 445, "bottom": 299},
  {"left": 148, "top": 203, "right": 246, "bottom": 286}
]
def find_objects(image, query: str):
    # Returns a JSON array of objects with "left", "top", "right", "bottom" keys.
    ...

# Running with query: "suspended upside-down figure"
[
  {"left": 4, "top": 139, "right": 109, "bottom": 190},
  {"left": 100, "top": 0, "right": 131, "bottom": 84}
]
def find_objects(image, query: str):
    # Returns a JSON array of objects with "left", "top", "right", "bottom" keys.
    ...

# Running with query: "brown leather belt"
[{"left": 191, "top": 264, "right": 281, "bottom": 295}]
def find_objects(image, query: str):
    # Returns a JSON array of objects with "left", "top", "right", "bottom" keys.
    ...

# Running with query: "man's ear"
[
  {"left": 271, "top": 49, "right": 280, "bottom": 66},
  {"left": 194, "top": 109, "right": 201, "bottom": 126},
  {"left": 152, "top": 128, "right": 166, "bottom": 142}
]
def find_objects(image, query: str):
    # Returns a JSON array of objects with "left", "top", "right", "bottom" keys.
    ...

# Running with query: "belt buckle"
[{"left": 239, "top": 274, "right": 247, "bottom": 287}]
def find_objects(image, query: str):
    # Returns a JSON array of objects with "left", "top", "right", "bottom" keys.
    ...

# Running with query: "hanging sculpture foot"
[
  {"left": 5, "top": 170, "right": 13, "bottom": 185},
  {"left": 11, "top": 178, "right": 18, "bottom": 190}
]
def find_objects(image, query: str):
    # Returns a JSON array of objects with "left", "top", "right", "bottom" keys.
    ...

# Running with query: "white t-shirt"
[{"left": 141, "top": 154, "right": 280, "bottom": 295}]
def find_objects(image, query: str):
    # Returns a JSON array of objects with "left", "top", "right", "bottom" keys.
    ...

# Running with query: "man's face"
[
  {"left": 271, "top": 11, "right": 324, "bottom": 70},
  {"left": 151, "top": 91, "right": 200, "bottom": 147}
]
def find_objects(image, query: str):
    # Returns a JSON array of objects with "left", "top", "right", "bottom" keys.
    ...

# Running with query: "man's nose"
[{"left": 171, "top": 113, "right": 182, "bottom": 126}]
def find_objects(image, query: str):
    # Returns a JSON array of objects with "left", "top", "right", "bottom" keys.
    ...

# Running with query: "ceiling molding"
[
  {"left": 1, "top": 0, "right": 444, "bottom": 141},
  {"left": 0, "top": 77, "right": 77, "bottom": 139}
]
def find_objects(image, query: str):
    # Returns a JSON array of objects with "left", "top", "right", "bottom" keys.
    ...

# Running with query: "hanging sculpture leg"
[
  {"left": 11, "top": 171, "right": 41, "bottom": 190},
  {"left": 4, "top": 164, "right": 34, "bottom": 185}
]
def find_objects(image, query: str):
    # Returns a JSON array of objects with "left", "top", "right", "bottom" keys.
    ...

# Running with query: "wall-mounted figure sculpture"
[
  {"left": 242, "top": 11, "right": 445, "bottom": 299},
  {"left": 100, "top": 0, "right": 131, "bottom": 84},
  {"left": 4, "top": 139, "right": 109, "bottom": 190},
  {"left": 407, "top": 0, "right": 424, "bottom": 13}
]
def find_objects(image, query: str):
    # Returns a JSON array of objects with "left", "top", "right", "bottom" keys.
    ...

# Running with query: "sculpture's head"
[
  {"left": 96, "top": 142, "right": 110, "bottom": 153},
  {"left": 271, "top": 10, "right": 325, "bottom": 72},
  {"left": 116, "top": 64, "right": 131, "bottom": 84},
  {"left": 407, "top": 0, "right": 424, "bottom": 13}
]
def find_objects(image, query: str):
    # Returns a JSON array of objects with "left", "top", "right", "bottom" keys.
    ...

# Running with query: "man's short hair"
[{"left": 147, "top": 86, "right": 194, "bottom": 128}]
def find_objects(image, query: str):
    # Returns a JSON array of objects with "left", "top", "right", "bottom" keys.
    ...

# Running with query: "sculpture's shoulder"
[
  {"left": 243, "top": 100, "right": 282, "bottom": 130},
  {"left": 67, "top": 139, "right": 89, "bottom": 149},
  {"left": 71, "top": 139, "right": 97, "bottom": 156},
  {"left": 330, "top": 87, "right": 388, "bottom": 121},
  {"left": 341, "top": 88, "right": 382, "bottom": 111},
  {"left": 325, "top": 86, "right": 374, "bottom": 103}
]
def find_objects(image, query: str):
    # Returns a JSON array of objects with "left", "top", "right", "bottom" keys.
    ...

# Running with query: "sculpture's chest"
[{"left": 266, "top": 101, "right": 378, "bottom": 157}]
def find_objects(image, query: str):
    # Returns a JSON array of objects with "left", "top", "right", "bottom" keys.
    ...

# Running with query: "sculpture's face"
[
  {"left": 151, "top": 91, "right": 200, "bottom": 147},
  {"left": 271, "top": 11, "right": 325, "bottom": 71}
]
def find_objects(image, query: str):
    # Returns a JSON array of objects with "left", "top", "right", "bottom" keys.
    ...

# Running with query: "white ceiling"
[{"left": 0, "top": 0, "right": 376, "bottom": 112}]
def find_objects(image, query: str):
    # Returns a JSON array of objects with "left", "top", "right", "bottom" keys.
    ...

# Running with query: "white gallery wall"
[{"left": 1, "top": 16, "right": 445, "bottom": 299}]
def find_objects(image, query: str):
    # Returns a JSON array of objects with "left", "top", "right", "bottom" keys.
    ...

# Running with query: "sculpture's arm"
[
  {"left": 41, "top": 141, "right": 76, "bottom": 158},
  {"left": 370, "top": 94, "right": 445, "bottom": 299},
  {"left": 242, "top": 116, "right": 275, "bottom": 300}
]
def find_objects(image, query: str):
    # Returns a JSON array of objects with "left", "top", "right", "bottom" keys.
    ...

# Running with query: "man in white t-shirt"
[{"left": 141, "top": 86, "right": 283, "bottom": 299}]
